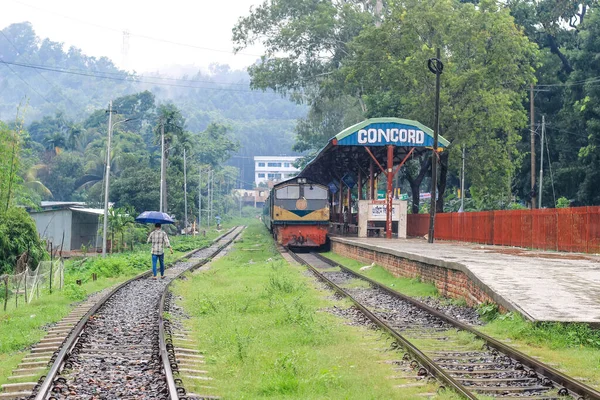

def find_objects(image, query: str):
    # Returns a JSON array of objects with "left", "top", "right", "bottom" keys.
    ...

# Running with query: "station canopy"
[{"left": 298, "top": 117, "right": 450, "bottom": 186}]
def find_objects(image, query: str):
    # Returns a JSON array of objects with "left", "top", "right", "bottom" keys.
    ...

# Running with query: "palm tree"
[
  {"left": 42, "top": 132, "right": 66, "bottom": 156},
  {"left": 67, "top": 124, "right": 84, "bottom": 150},
  {"left": 24, "top": 164, "right": 53, "bottom": 198},
  {"left": 155, "top": 104, "right": 186, "bottom": 212}
]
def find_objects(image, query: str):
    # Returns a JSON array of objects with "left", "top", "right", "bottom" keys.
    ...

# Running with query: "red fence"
[{"left": 407, "top": 206, "right": 600, "bottom": 253}]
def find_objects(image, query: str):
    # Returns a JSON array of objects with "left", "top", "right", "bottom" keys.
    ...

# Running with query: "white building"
[{"left": 254, "top": 156, "right": 300, "bottom": 186}]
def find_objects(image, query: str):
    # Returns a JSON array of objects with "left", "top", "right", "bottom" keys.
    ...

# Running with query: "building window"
[
  {"left": 284, "top": 162, "right": 290, "bottom": 168},
  {"left": 268, "top": 173, "right": 282, "bottom": 179},
  {"left": 258, "top": 173, "right": 265, "bottom": 178},
  {"left": 258, "top": 162, "right": 265, "bottom": 167},
  {"left": 267, "top": 162, "right": 282, "bottom": 167}
]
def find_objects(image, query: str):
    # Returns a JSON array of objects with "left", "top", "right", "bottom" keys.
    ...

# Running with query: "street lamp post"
[
  {"left": 184, "top": 148, "right": 188, "bottom": 234},
  {"left": 102, "top": 110, "right": 133, "bottom": 257}
]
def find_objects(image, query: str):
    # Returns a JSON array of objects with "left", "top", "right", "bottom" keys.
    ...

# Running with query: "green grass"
[
  {"left": 322, "top": 252, "right": 439, "bottom": 298},
  {"left": 479, "top": 314, "right": 600, "bottom": 388},
  {"left": 172, "top": 222, "right": 463, "bottom": 399},
  {"left": 324, "top": 251, "right": 600, "bottom": 390},
  {"left": 0, "top": 275, "right": 126, "bottom": 387},
  {"left": 0, "top": 226, "right": 229, "bottom": 388}
]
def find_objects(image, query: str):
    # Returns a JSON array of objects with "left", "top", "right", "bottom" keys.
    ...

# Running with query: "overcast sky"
[{"left": 1, "top": 0, "right": 265, "bottom": 74}]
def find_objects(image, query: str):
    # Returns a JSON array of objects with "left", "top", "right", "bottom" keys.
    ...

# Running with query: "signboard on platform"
[
  {"left": 357, "top": 199, "right": 408, "bottom": 239},
  {"left": 369, "top": 203, "right": 397, "bottom": 220}
]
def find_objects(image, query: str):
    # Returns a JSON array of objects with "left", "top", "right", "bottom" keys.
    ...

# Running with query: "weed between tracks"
[
  {"left": 173, "top": 222, "right": 463, "bottom": 399},
  {"left": 323, "top": 252, "right": 439, "bottom": 298}
]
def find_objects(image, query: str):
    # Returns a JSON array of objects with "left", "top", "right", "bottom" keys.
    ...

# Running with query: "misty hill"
[{"left": 0, "top": 22, "right": 306, "bottom": 183}]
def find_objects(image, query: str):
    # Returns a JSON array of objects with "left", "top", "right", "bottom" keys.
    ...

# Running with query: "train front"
[{"left": 271, "top": 178, "right": 329, "bottom": 248}]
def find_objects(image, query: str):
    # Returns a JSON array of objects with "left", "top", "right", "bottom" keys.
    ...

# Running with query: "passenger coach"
[{"left": 263, "top": 177, "right": 329, "bottom": 248}]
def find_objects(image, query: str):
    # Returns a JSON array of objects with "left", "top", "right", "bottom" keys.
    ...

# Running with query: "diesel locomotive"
[{"left": 263, "top": 177, "right": 329, "bottom": 248}]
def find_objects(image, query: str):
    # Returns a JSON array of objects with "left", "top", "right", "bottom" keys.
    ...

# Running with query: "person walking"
[{"left": 147, "top": 223, "right": 173, "bottom": 279}]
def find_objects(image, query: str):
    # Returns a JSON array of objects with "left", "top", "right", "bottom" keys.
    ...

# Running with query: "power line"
[
  {"left": 0, "top": 31, "right": 77, "bottom": 107},
  {"left": 0, "top": 60, "right": 289, "bottom": 95},
  {"left": 0, "top": 59, "right": 254, "bottom": 86},
  {"left": 0, "top": 62, "right": 54, "bottom": 105},
  {"left": 536, "top": 76, "right": 600, "bottom": 88}
]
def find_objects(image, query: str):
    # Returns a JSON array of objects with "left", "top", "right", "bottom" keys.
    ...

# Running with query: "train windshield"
[
  {"left": 304, "top": 185, "right": 328, "bottom": 199},
  {"left": 276, "top": 185, "right": 300, "bottom": 199}
]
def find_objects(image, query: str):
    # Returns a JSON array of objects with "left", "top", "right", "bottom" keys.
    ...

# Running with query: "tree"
[
  {"left": 42, "top": 132, "right": 66, "bottom": 155},
  {"left": 0, "top": 207, "right": 46, "bottom": 274},
  {"left": 568, "top": 8, "right": 600, "bottom": 205},
  {"left": 195, "top": 124, "right": 240, "bottom": 168},
  {"left": 233, "top": 0, "right": 376, "bottom": 154},
  {"left": 107, "top": 206, "right": 135, "bottom": 253},
  {"left": 340, "top": 0, "right": 538, "bottom": 211},
  {"left": 155, "top": 103, "right": 186, "bottom": 213}
]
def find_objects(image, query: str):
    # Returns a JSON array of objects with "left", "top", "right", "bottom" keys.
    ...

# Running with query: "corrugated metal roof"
[
  {"left": 41, "top": 201, "right": 86, "bottom": 207},
  {"left": 69, "top": 207, "right": 104, "bottom": 215}
]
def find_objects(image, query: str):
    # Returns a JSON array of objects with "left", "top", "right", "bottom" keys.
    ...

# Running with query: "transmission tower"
[{"left": 122, "top": 30, "right": 130, "bottom": 70}]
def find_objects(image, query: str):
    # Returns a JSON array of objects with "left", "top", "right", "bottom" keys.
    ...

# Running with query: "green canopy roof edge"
[{"left": 334, "top": 117, "right": 450, "bottom": 148}]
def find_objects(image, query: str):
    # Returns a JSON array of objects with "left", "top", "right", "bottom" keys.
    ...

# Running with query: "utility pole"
[
  {"left": 428, "top": 49, "right": 443, "bottom": 244},
  {"left": 208, "top": 170, "right": 212, "bottom": 226},
  {"left": 159, "top": 120, "right": 165, "bottom": 212},
  {"left": 374, "top": 0, "right": 383, "bottom": 27},
  {"left": 102, "top": 101, "right": 116, "bottom": 257},
  {"left": 538, "top": 115, "right": 545, "bottom": 208},
  {"left": 530, "top": 84, "right": 536, "bottom": 209},
  {"left": 210, "top": 170, "right": 214, "bottom": 226},
  {"left": 198, "top": 166, "right": 202, "bottom": 228},
  {"left": 459, "top": 146, "right": 465, "bottom": 212},
  {"left": 183, "top": 147, "right": 188, "bottom": 233}
]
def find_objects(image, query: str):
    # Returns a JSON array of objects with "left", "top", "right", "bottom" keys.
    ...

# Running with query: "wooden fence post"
[
  {"left": 3, "top": 276, "right": 8, "bottom": 311},
  {"left": 15, "top": 275, "right": 19, "bottom": 309},
  {"left": 24, "top": 271, "right": 28, "bottom": 304}
]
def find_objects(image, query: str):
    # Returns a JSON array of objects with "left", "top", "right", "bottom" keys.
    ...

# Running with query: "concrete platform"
[{"left": 331, "top": 237, "right": 600, "bottom": 323}]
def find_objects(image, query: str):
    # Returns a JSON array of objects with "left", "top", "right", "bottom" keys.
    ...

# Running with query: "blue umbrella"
[{"left": 135, "top": 211, "right": 175, "bottom": 225}]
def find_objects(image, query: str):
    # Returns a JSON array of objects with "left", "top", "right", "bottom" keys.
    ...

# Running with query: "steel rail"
[
  {"left": 313, "top": 252, "right": 600, "bottom": 400},
  {"left": 159, "top": 226, "right": 245, "bottom": 400},
  {"left": 34, "top": 226, "right": 241, "bottom": 400},
  {"left": 287, "top": 250, "right": 478, "bottom": 400}
]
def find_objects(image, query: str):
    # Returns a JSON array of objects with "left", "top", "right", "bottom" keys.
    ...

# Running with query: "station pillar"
[
  {"left": 369, "top": 160, "right": 375, "bottom": 200},
  {"left": 338, "top": 185, "right": 344, "bottom": 223},
  {"left": 358, "top": 169, "right": 362, "bottom": 201},
  {"left": 386, "top": 145, "right": 394, "bottom": 239}
]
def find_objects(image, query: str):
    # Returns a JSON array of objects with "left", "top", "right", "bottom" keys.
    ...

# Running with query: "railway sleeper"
[{"left": 472, "top": 385, "right": 551, "bottom": 393}]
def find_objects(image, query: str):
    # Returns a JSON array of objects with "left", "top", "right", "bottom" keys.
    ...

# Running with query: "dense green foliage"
[
  {"left": 0, "top": 207, "right": 46, "bottom": 274},
  {"left": 234, "top": 0, "right": 600, "bottom": 210}
]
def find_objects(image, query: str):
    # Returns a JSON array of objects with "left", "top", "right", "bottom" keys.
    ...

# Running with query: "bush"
[
  {"left": 556, "top": 197, "right": 570, "bottom": 208},
  {"left": 0, "top": 207, "right": 47, "bottom": 274},
  {"left": 64, "top": 283, "right": 87, "bottom": 300}
]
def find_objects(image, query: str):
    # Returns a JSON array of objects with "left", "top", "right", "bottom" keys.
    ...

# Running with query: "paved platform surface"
[{"left": 332, "top": 237, "right": 600, "bottom": 323}]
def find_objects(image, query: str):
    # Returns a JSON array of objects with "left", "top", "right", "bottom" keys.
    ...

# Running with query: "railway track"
[
  {"left": 27, "top": 226, "right": 244, "bottom": 400},
  {"left": 289, "top": 251, "right": 600, "bottom": 400}
]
